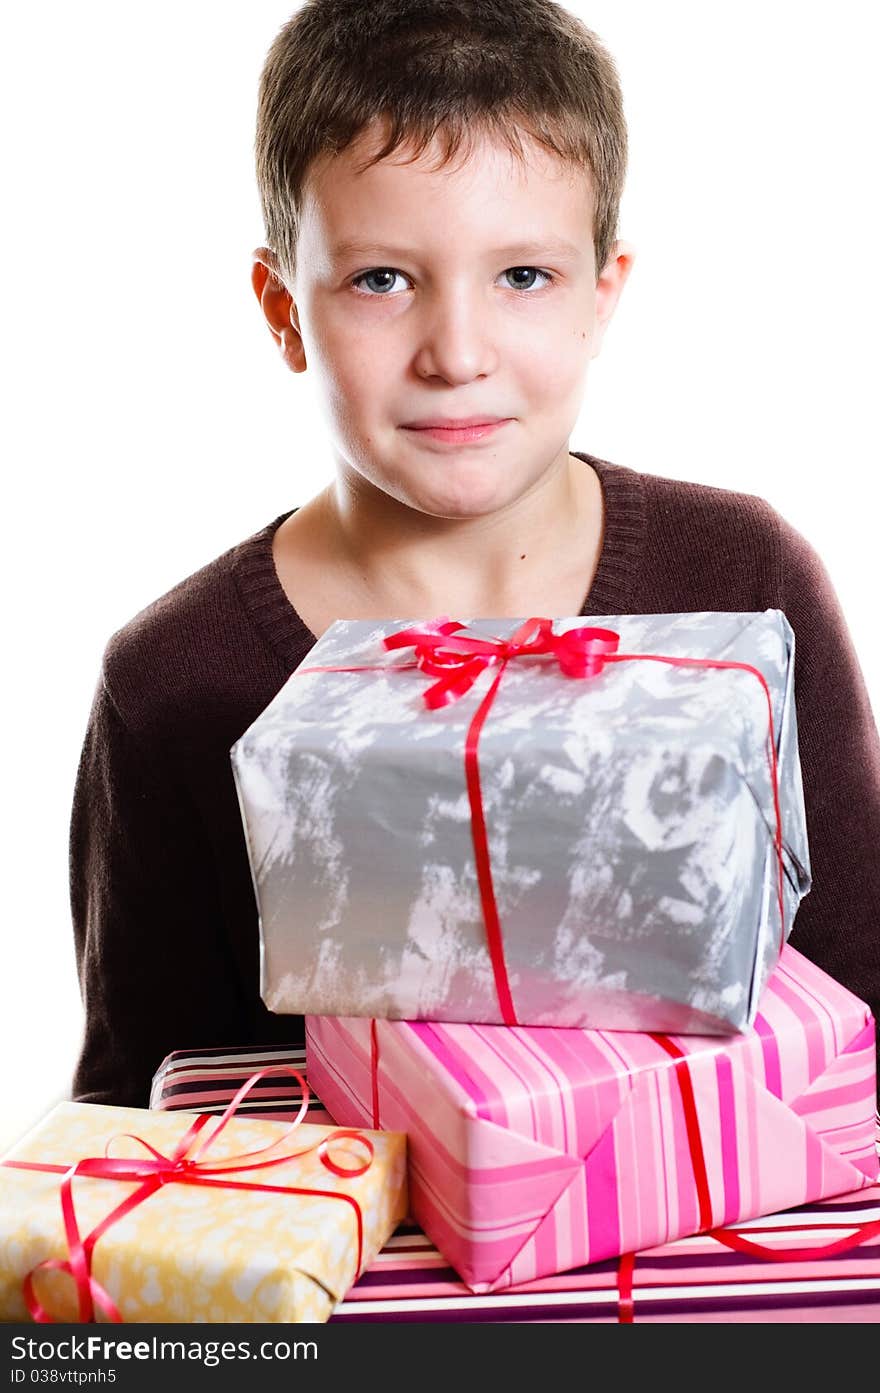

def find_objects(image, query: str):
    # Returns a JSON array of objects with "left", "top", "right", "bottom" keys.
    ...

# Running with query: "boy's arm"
[
  {"left": 779, "top": 515, "right": 880, "bottom": 1074},
  {"left": 69, "top": 670, "right": 248, "bottom": 1107}
]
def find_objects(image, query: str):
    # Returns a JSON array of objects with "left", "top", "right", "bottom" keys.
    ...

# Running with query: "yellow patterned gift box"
[{"left": 0, "top": 1072, "right": 407, "bottom": 1324}]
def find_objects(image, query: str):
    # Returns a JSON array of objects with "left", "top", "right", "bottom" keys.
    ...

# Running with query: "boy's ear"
[
  {"left": 590, "top": 240, "right": 636, "bottom": 360},
  {"left": 251, "top": 248, "right": 307, "bottom": 373}
]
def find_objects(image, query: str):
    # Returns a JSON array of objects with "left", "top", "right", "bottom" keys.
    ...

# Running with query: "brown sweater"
[{"left": 70, "top": 454, "right": 880, "bottom": 1106}]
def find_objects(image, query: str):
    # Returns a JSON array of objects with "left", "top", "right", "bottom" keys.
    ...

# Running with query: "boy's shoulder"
[
  {"left": 635, "top": 457, "right": 816, "bottom": 575},
  {"left": 586, "top": 451, "right": 782, "bottom": 533},
  {"left": 584, "top": 453, "right": 811, "bottom": 613},
  {"left": 99, "top": 512, "right": 294, "bottom": 737},
  {"left": 618, "top": 455, "right": 781, "bottom": 535}
]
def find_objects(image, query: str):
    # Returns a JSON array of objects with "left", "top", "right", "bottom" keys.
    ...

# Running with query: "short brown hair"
[{"left": 255, "top": 0, "right": 628, "bottom": 283}]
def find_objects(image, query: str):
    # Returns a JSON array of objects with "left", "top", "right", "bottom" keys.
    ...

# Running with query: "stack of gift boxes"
[{"left": 1, "top": 610, "right": 877, "bottom": 1323}]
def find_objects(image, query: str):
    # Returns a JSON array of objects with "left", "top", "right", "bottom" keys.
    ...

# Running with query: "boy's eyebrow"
[{"left": 326, "top": 236, "right": 585, "bottom": 264}]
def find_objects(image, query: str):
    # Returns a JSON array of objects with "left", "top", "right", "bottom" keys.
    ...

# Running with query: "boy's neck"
[
  {"left": 323, "top": 448, "right": 600, "bottom": 609},
  {"left": 272, "top": 447, "right": 605, "bottom": 636}
]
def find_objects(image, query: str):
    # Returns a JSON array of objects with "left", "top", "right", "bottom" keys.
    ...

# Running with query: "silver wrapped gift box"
[{"left": 230, "top": 611, "right": 811, "bottom": 1033}]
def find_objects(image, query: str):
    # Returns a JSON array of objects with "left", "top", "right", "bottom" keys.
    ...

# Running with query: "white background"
[{"left": 2, "top": 0, "right": 878, "bottom": 1154}]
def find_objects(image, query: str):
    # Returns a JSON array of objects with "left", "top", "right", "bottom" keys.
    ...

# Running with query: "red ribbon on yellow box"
[
  {"left": 1, "top": 1066, "right": 374, "bottom": 1324},
  {"left": 298, "top": 616, "right": 787, "bottom": 1026}
]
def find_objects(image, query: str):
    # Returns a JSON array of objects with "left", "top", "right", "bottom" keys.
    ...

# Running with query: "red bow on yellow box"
[{"left": 2, "top": 1067, "right": 373, "bottom": 1323}]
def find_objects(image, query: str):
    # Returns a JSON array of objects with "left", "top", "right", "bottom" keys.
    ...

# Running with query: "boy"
[{"left": 70, "top": 0, "right": 880, "bottom": 1108}]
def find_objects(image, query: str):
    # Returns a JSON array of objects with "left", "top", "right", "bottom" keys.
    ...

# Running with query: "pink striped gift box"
[
  {"left": 306, "top": 945, "right": 878, "bottom": 1291},
  {"left": 150, "top": 1035, "right": 880, "bottom": 1322}
]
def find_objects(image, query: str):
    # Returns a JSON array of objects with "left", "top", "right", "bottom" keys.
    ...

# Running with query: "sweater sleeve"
[
  {"left": 778, "top": 515, "right": 880, "bottom": 1083},
  {"left": 69, "top": 668, "right": 248, "bottom": 1107}
]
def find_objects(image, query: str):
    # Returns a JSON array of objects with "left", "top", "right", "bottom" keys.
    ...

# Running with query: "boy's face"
[{"left": 255, "top": 121, "right": 633, "bottom": 520}]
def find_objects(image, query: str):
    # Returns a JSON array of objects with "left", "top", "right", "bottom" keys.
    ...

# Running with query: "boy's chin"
[
  {"left": 389, "top": 461, "right": 529, "bottom": 520},
  {"left": 350, "top": 442, "right": 542, "bottom": 519},
  {"left": 397, "top": 482, "right": 519, "bottom": 521}
]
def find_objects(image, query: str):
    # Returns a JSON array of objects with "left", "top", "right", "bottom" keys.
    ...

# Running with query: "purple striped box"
[
  {"left": 306, "top": 946, "right": 878, "bottom": 1291},
  {"left": 150, "top": 1043, "right": 335, "bottom": 1125},
  {"left": 331, "top": 1188, "right": 880, "bottom": 1322}
]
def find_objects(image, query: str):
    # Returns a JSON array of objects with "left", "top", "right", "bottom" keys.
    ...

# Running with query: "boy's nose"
[{"left": 412, "top": 295, "right": 499, "bottom": 384}]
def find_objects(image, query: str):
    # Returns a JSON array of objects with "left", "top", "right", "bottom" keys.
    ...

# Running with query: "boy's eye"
[
  {"left": 349, "top": 265, "right": 555, "bottom": 296},
  {"left": 502, "top": 266, "right": 553, "bottom": 292},
  {"left": 350, "top": 268, "right": 408, "bottom": 296}
]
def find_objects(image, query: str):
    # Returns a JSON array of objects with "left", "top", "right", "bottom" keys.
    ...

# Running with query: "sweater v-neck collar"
[{"left": 232, "top": 452, "right": 647, "bottom": 672}]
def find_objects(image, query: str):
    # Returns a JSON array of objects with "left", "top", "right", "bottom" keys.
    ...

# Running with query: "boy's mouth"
[{"left": 401, "top": 416, "right": 512, "bottom": 445}]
